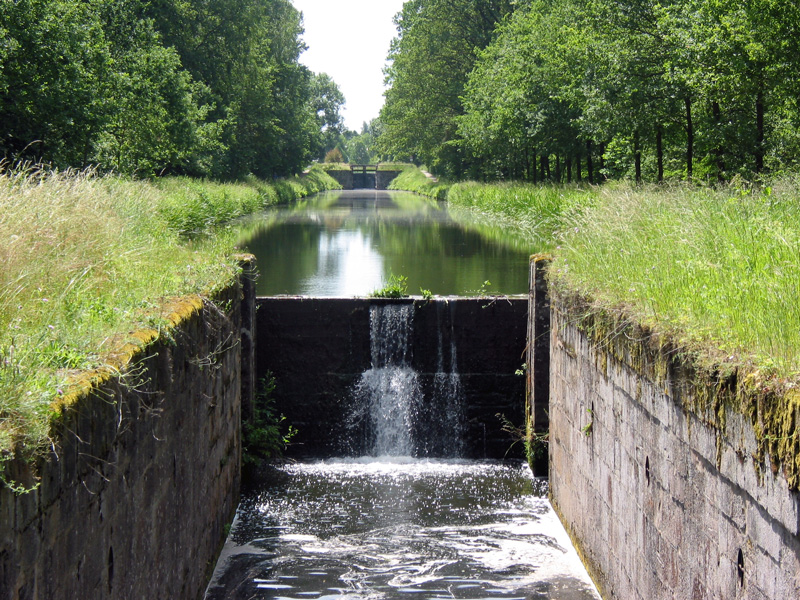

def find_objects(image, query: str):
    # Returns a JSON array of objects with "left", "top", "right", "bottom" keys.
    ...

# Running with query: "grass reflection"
[{"left": 234, "top": 191, "right": 534, "bottom": 296}]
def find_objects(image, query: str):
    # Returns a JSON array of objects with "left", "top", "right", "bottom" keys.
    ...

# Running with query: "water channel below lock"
[
  {"left": 206, "top": 190, "right": 600, "bottom": 599},
  {"left": 205, "top": 460, "right": 599, "bottom": 600}
]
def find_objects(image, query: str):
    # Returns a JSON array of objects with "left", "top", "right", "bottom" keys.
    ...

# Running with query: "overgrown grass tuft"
[
  {"left": 0, "top": 165, "right": 339, "bottom": 461},
  {"left": 447, "top": 181, "right": 596, "bottom": 249},
  {"left": 551, "top": 180, "right": 800, "bottom": 377},
  {"left": 388, "top": 165, "right": 450, "bottom": 200}
]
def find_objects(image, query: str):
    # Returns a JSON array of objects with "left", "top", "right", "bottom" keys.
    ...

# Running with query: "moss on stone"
[
  {"left": 51, "top": 295, "right": 204, "bottom": 418},
  {"left": 552, "top": 285, "right": 800, "bottom": 491}
]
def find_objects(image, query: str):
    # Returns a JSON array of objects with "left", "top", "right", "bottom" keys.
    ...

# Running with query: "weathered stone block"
[
  {"left": 547, "top": 294, "right": 800, "bottom": 600},
  {"left": 0, "top": 276, "right": 249, "bottom": 600}
]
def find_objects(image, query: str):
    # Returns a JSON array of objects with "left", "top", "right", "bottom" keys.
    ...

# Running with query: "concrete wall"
[
  {"left": 545, "top": 292, "right": 800, "bottom": 600},
  {"left": 256, "top": 297, "right": 528, "bottom": 459},
  {"left": 324, "top": 170, "right": 352, "bottom": 189},
  {"left": 0, "top": 265, "right": 255, "bottom": 600},
  {"left": 323, "top": 170, "right": 401, "bottom": 190},
  {"left": 376, "top": 171, "right": 402, "bottom": 190}
]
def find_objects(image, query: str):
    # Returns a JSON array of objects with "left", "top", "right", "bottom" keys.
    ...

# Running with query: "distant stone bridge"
[{"left": 325, "top": 164, "right": 402, "bottom": 190}]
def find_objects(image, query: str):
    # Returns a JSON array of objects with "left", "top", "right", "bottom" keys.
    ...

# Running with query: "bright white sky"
[{"left": 291, "top": 0, "right": 407, "bottom": 131}]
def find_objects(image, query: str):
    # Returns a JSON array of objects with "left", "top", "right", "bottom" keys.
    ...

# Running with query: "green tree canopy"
[{"left": 0, "top": 0, "right": 341, "bottom": 179}]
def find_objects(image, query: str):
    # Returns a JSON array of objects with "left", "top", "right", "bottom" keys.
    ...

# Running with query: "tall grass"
[
  {"left": 394, "top": 165, "right": 800, "bottom": 377},
  {"left": 0, "top": 165, "right": 339, "bottom": 459},
  {"left": 552, "top": 181, "right": 800, "bottom": 376},
  {"left": 447, "top": 181, "right": 596, "bottom": 249},
  {"left": 388, "top": 166, "right": 450, "bottom": 200}
]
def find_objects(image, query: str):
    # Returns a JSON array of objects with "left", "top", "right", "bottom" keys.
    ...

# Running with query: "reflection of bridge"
[
  {"left": 351, "top": 164, "right": 378, "bottom": 189},
  {"left": 324, "top": 164, "right": 403, "bottom": 190}
]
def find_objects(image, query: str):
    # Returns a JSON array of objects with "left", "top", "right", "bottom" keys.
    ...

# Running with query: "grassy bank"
[
  {"left": 388, "top": 165, "right": 450, "bottom": 200},
  {"left": 392, "top": 166, "right": 800, "bottom": 380},
  {"left": 552, "top": 180, "right": 800, "bottom": 378},
  {"left": 0, "top": 166, "right": 339, "bottom": 462},
  {"left": 447, "top": 182, "right": 596, "bottom": 249}
]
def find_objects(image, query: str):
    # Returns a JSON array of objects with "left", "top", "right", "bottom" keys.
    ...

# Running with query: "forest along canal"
[
  {"left": 205, "top": 190, "right": 600, "bottom": 599},
  {"left": 235, "top": 189, "right": 532, "bottom": 297}
]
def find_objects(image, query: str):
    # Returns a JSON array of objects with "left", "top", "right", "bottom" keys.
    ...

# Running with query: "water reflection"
[
  {"left": 205, "top": 460, "right": 600, "bottom": 600},
  {"left": 236, "top": 191, "right": 534, "bottom": 297}
]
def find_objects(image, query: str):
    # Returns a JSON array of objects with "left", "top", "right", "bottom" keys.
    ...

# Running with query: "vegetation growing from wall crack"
[{"left": 242, "top": 374, "right": 297, "bottom": 467}]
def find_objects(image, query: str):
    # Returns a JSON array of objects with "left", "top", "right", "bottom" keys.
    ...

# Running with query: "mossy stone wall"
[
  {"left": 546, "top": 291, "right": 800, "bottom": 600},
  {"left": 0, "top": 270, "right": 254, "bottom": 600}
]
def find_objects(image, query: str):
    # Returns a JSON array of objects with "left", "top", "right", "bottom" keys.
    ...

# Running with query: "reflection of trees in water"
[
  {"left": 246, "top": 222, "right": 325, "bottom": 295},
  {"left": 238, "top": 192, "right": 534, "bottom": 296},
  {"left": 371, "top": 222, "right": 530, "bottom": 295}
]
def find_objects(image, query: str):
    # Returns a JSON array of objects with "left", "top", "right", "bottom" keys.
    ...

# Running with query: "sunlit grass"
[
  {"left": 394, "top": 165, "right": 800, "bottom": 378},
  {"left": 447, "top": 181, "right": 596, "bottom": 249},
  {"left": 388, "top": 166, "right": 450, "bottom": 200},
  {"left": 0, "top": 165, "right": 339, "bottom": 458},
  {"left": 551, "top": 180, "right": 800, "bottom": 376}
]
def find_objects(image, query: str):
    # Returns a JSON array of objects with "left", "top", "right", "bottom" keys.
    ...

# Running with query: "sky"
[{"left": 291, "top": 0, "right": 407, "bottom": 132}]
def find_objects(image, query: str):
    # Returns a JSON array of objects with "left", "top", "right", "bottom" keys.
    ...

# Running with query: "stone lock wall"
[
  {"left": 322, "top": 169, "right": 401, "bottom": 190},
  {"left": 545, "top": 293, "right": 800, "bottom": 600},
  {"left": 256, "top": 297, "right": 528, "bottom": 459},
  {"left": 0, "top": 265, "right": 255, "bottom": 600}
]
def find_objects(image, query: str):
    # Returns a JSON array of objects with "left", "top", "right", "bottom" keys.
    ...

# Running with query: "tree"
[
  {"left": 0, "top": 0, "right": 335, "bottom": 178},
  {"left": 0, "top": 0, "right": 112, "bottom": 167},
  {"left": 378, "top": 0, "right": 515, "bottom": 177},
  {"left": 310, "top": 73, "right": 346, "bottom": 161}
]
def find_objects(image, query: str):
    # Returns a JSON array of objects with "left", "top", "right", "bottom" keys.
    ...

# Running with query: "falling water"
[
  {"left": 415, "top": 300, "right": 466, "bottom": 457},
  {"left": 348, "top": 303, "right": 465, "bottom": 457}
]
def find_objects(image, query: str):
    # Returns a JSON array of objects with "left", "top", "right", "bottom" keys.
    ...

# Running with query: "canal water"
[
  {"left": 205, "top": 460, "right": 600, "bottom": 600},
  {"left": 235, "top": 189, "right": 532, "bottom": 297},
  {"left": 207, "top": 190, "right": 600, "bottom": 600}
]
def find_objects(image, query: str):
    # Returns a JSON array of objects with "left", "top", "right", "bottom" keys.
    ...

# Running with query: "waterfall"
[{"left": 347, "top": 302, "right": 465, "bottom": 458}]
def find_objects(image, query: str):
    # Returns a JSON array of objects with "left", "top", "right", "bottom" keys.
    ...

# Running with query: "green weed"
[{"left": 369, "top": 274, "right": 409, "bottom": 298}]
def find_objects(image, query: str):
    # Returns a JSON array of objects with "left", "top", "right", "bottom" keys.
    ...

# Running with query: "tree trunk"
[
  {"left": 576, "top": 153, "right": 582, "bottom": 183},
  {"left": 634, "top": 129, "right": 642, "bottom": 184},
  {"left": 586, "top": 140, "right": 594, "bottom": 184},
  {"left": 656, "top": 124, "right": 664, "bottom": 183},
  {"left": 566, "top": 156, "right": 573, "bottom": 183},
  {"left": 598, "top": 143, "right": 605, "bottom": 180},
  {"left": 712, "top": 101, "right": 725, "bottom": 181},
  {"left": 685, "top": 97, "right": 693, "bottom": 181},
  {"left": 755, "top": 89, "right": 765, "bottom": 174}
]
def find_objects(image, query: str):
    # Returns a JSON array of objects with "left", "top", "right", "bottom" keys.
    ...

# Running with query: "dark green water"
[{"left": 236, "top": 190, "right": 533, "bottom": 297}]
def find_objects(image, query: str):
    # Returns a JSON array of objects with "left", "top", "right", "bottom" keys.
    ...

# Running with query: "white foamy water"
[{"left": 205, "top": 459, "right": 600, "bottom": 600}]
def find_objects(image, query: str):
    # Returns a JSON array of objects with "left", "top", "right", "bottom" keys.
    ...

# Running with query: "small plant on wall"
[
  {"left": 497, "top": 413, "right": 549, "bottom": 467},
  {"left": 242, "top": 373, "right": 297, "bottom": 467},
  {"left": 582, "top": 407, "right": 594, "bottom": 437},
  {"left": 369, "top": 274, "right": 409, "bottom": 298}
]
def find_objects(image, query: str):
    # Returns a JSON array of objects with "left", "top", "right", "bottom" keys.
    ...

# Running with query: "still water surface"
[
  {"left": 237, "top": 190, "right": 533, "bottom": 297},
  {"left": 205, "top": 460, "right": 600, "bottom": 600}
]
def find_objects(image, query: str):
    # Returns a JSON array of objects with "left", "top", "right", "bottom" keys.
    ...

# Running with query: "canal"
[
  {"left": 235, "top": 189, "right": 532, "bottom": 297},
  {"left": 205, "top": 190, "right": 600, "bottom": 600}
]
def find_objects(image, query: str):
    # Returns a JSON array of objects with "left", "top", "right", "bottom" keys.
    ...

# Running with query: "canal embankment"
[
  {"left": 0, "top": 168, "right": 339, "bottom": 600},
  {"left": 0, "top": 261, "right": 256, "bottom": 600},
  {"left": 538, "top": 283, "right": 800, "bottom": 600}
]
